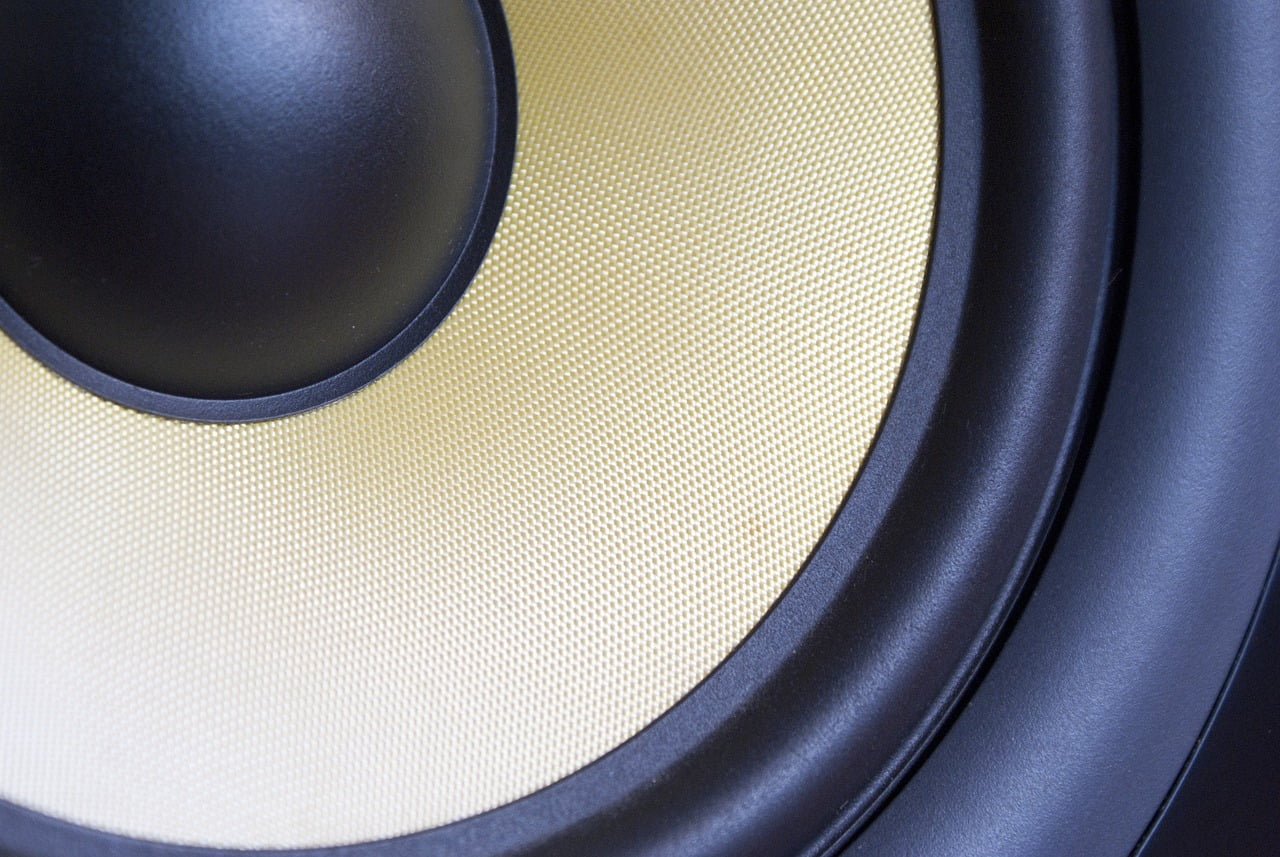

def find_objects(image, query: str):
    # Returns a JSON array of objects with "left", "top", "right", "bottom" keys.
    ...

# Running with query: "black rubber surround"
[
  {"left": 847, "top": 1, "right": 1280, "bottom": 854},
  {"left": 0, "top": 0, "right": 517, "bottom": 423},
  {"left": 0, "top": 2, "right": 1127, "bottom": 855}
]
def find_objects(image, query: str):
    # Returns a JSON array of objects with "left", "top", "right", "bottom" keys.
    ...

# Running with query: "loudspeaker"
[{"left": 0, "top": 2, "right": 1276, "bottom": 856}]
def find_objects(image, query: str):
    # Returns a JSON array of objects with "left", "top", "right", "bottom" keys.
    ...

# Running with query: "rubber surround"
[{"left": 848, "top": 1, "right": 1280, "bottom": 854}]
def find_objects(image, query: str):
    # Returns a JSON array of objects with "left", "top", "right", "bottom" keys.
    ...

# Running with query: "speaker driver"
[{"left": 0, "top": 0, "right": 937, "bottom": 848}]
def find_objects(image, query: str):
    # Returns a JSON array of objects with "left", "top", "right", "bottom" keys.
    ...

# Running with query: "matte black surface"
[
  {"left": 0, "top": 1, "right": 1124, "bottom": 855},
  {"left": 847, "top": 1, "right": 1280, "bottom": 854},
  {"left": 0, "top": 0, "right": 516, "bottom": 420},
  {"left": 1137, "top": 559, "right": 1280, "bottom": 857}
]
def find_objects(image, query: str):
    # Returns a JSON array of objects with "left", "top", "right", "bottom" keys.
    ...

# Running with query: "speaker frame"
[{"left": 848, "top": 1, "right": 1280, "bottom": 854}]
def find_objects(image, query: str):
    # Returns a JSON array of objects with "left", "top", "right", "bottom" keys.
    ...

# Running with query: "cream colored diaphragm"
[{"left": 0, "top": 0, "right": 937, "bottom": 848}]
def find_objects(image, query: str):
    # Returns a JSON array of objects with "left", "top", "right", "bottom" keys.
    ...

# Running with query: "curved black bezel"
[
  {"left": 847, "top": 1, "right": 1280, "bottom": 854},
  {"left": 0, "top": 0, "right": 518, "bottom": 424},
  {"left": 0, "top": 2, "right": 1127, "bottom": 856}
]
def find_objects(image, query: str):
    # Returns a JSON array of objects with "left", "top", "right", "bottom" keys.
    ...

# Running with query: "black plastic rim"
[
  {"left": 847, "top": 1, "right": 1280, "bottom": 854},
  {"left": 0, "top": 0, "right": 518, "bottom": 424}
]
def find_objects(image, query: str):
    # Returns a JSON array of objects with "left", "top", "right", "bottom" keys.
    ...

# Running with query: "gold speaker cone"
[{"left": 0, "top": 0, "right": 937, "bottom": 847}]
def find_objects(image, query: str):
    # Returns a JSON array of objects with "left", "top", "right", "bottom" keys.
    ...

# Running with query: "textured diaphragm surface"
[{"left": 0, "top": 0, "right": 937, "bottom": 847}]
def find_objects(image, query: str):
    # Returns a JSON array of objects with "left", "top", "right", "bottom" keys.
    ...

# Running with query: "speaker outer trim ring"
[
  {"left": 0, "top": 2, "right": 1125, "bottom": 855},
  {"left": 0, "top": 0, "right": 519, "bottom": 424},
  {"left": 1135, "top": 554, "right": 1280, "bottom": 856}
]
